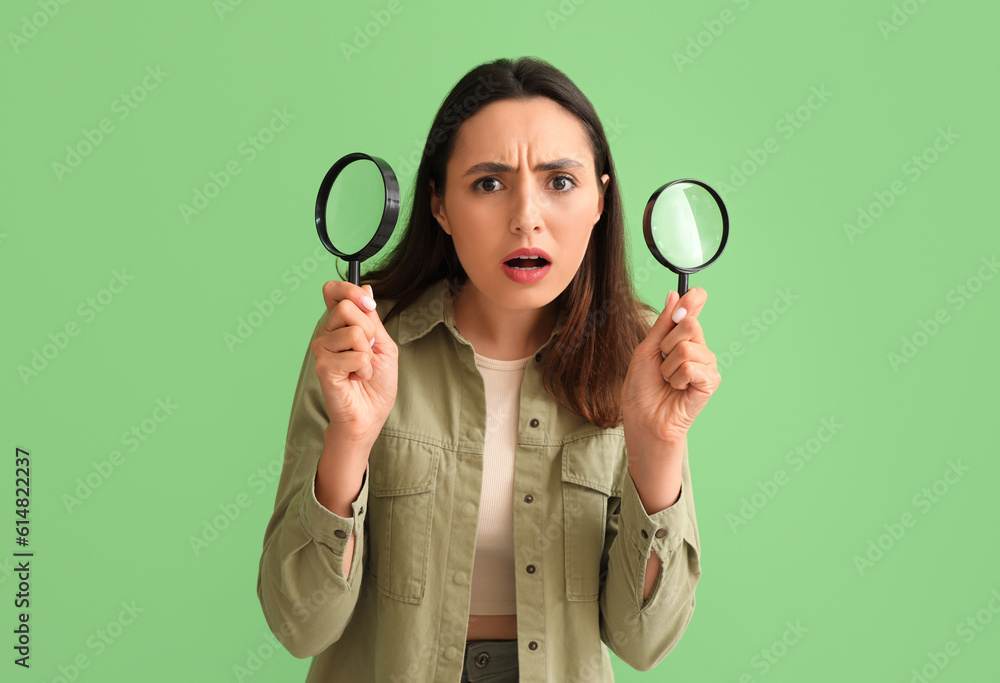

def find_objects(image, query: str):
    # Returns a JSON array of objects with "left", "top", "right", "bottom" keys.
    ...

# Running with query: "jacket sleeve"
[
  {"left": 598, "top": 435, "right": 702, "bottom": 671},
  {"left": 256, "top": 311, "right": 370, "bottom": 659}
]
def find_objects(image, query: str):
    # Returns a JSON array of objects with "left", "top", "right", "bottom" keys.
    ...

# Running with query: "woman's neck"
[{"left": 452, "top": 285, "right": 559, "bottom": 361}]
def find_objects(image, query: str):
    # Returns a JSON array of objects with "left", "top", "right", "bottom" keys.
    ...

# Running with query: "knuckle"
[{"left": 352, "top": 326, "right": 368, "bottom": 347}]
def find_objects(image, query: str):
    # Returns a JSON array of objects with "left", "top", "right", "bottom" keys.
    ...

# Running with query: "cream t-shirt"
[{"left": 468, "top": 350, "right": 532, "bottom": 615}]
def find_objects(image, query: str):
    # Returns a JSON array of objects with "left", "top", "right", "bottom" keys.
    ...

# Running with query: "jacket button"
[
  {"left": 640, "top": 529, "right": 648, "bottom": 539},
  {"left": 528, "top": 641, "right": 538, "bottom": 651},
  {"left": 526, "top": 564, "right": 536, "bottom": 574},
  {"left": 535, "top": 353, "right": 542, "bottom": 362},
  {"left": 655, "top": 529, "right": 667, "bottom": 539},
  {"left": 358, "top": 506, "right": 364, "bottom": 514},
  {"left": 475, "top": 652, "right": 490, "bottom": 668},
  {"left": 523, "top": 494, "right": 534, "bottom": 504},
  {"left": 529, "top": 418, "right": 539, "bottom": 428},
  {"left": 334, "top": 529, "right": 347, "bottom": 539}
]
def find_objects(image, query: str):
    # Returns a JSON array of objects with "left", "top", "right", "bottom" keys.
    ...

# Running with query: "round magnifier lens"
[
  {"left": 315, "top": 152, "right": 400, "bottom": 285},
  {"left": 648, "top": 180, "right": 725, "bottom": 270},
  {"left": 642, "top": 178, "right": 729, "bottom": 297},
  {"left": 324, "top": 158, "right": 386, "bottom": 257}
]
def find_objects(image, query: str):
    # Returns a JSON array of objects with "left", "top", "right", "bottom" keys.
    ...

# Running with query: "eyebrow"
[{"left": 462, "top": 158, "right": 585, "bottom": 177}]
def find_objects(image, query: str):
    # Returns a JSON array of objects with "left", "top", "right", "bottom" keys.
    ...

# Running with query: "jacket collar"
[{"left": 395, "top": 277, "right": 570, "bottom": 350}]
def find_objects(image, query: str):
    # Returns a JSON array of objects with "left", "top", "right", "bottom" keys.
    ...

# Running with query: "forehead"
[{"left": 450, "top": 97, "right": 595, "bottom": 168}]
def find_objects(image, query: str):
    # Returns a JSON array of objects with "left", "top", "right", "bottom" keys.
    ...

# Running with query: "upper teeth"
[{"left": 516, "top": 255, "right": 536, "bottom": 259}]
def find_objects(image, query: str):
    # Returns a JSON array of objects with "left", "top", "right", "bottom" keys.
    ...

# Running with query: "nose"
[{"left": 509, "top": 175, "right": 543, "bottom": 233}]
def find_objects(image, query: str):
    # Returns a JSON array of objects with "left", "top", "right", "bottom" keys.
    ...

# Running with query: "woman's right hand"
[{"left": 310, "top": 281, "right": 398, "bottom": 448}]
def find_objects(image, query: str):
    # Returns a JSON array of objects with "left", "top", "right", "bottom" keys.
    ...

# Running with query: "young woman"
[{"left": 258, "top": 56, "right": 720, "bottom": 683}]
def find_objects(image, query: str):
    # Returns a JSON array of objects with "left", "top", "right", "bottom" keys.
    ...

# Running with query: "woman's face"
[{"left": 430, "top": 96, "right": 610, "bottom": 314}]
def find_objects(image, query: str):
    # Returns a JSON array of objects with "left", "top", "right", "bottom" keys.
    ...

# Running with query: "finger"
[
  {"left": 322, "top": 280, "right": 378, "bottom": 320},
  {"left": 644, "top": 290, "right": 681, "bottom": 360},
  {"left": 315, "top": 349, "right": 372, "bottom": 382},
  {"left": 672, "top": 287, "right": 708, "bottom": 323},
  {"left": 659, "top": 288, "right": 707, "bottom": 360},
  {"left": 664, "top": 358, "right": 716, "bottom": 391},
  {"left": 660, "top": 340, "right": 713, "bottom": 382},
  {"left": 313, "top": 325, "right": 374, "bottom": 356},
  {"left": 363, "top": 285, "right": 394, "bottom": 351},
  {"left": 659, "top": 316, "right": 707, "bottom": 357},
  {"left": 323, "top": 298, "right": 377, "bottom": 345},
  {"left": 322, "top": 280, "right": 370, "bottom": 310}
]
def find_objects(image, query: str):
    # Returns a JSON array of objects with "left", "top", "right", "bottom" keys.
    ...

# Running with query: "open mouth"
[{"left": 503, "top": 256, "right": 550, "bottom": 270}]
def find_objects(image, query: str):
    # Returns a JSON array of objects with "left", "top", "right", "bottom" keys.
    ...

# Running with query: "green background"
[{"left": 3, "top": 0, "right": 998, "bottom": 680}]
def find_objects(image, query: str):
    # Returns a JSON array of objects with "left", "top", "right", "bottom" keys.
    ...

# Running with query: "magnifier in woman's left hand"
[
  {"left": 642, "top": 178, "right": 729, "bottom": 297},
  {"left": 315, "top": 152, "right": 400, "bottom": 286}
]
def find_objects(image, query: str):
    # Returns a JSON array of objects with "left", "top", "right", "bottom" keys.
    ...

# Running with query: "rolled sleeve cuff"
[
  {"left": 621, "top": 469, "right": 696, "bottom": 560},
  {"left": 299, "top": 462, "right": 369, "bottom": 554}
]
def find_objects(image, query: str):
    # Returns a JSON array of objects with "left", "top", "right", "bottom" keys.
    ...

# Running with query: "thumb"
[
  {"left": 364, "top": 286, "right": 392, "bottom": 349},
  {"left": 642, "top": 290, "right": 681, "bottom": 361}
]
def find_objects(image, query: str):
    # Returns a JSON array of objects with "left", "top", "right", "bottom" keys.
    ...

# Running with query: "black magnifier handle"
[
  {"left": 678, "top": 274, "right": 689, "bottom": 298},
  {"left": 348, "top": 261, "right": 360, "bottom": 287}
]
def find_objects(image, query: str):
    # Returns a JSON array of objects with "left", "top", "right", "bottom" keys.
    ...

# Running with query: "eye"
[
  {"left": 550, "top": 174, "right": 578, "bottom": 192},
  {"left": 473, "top": 176, "right": 503, "bottom": 193},
  {"left": 472, "top": 174, "right": 579, "bottom": 194}
]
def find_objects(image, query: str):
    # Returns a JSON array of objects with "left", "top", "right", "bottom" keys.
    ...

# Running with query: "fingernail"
[
  {"left": 660, "top": 351, "right": 666, "bottom": 360},
  {"left": 360, "top": 295, "right": 376, "bottom": 311},
  {"left": 671, "top": 307, "right": 687, "bottom": 324},
  {"left": 369, "top": 337, "right": 375, "bottom": 347},
  {"left": 665, "top": 291, "right": 675, "bottom": 310}
]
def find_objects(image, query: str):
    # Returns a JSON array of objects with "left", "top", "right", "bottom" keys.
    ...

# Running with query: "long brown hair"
[{"left": 355, "top": 56, "right": 655, "bottom": 429}]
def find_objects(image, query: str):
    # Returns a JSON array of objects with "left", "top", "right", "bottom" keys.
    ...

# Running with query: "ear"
[
  {"left": 595, "top": 173, "right": 610, "bottom": 223},
  {"left": 429, "top": 179, "right": 450, "bottom": 235}
]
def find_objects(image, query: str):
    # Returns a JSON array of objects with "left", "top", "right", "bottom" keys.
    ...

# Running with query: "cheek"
[{"left": 554, "top": 207, "right": 597, "bottom": 252}]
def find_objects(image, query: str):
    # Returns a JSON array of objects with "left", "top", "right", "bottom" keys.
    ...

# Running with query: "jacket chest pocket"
[
  {"left": 366, "top": 435, "right": 440, "bottom": 605},
  {"left": 560, "top": 434, "right": 626, "bottom": 602}
]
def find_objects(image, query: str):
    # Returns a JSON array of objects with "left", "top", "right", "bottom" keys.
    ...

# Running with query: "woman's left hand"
[{"left": 621, "top": 287, "right": 722, "bottom": 447}]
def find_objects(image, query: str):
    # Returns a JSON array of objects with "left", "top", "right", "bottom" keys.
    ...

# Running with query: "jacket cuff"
[
  {"left": 621, "top": 468, "right": 695, "bottom": 561},
  {"left": 298, "top": 461, "right": 369, "bottom": 555}
]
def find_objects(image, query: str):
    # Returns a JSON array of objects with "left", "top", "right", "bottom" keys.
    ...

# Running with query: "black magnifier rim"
[
  {"left": 315, "top": 152, "right": 400, "bottom": 262},
  {"left": 642, "top": 178, "right": 729, "bottom": 275}
]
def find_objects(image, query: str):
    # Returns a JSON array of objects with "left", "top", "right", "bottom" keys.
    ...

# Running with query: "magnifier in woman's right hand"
[
  {"left": 315, "top": 152, "right": 400, "bottom": 287},
  {"left": 643, "top": 179, "right": 729, "bottom": 297}
]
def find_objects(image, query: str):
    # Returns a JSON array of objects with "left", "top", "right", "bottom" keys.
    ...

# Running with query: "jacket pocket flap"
[
  {"left": 369, "top": 434, "right": 440, "bottom": 497},
  {"left": 560, "top": 432, "right": 626, "bottom": 497}
]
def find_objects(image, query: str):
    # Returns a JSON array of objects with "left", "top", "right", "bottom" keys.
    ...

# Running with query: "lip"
[
  {"left": 501, "top": 260, "right": 551, "bottom": 284},
  {"left": 500, "top": 247, "right": 552, "bottom": 264}
]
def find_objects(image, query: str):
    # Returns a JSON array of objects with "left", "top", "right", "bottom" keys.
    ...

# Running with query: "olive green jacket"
[{"left": 257, "top": 278, "right": 702, "bottom": 682}]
